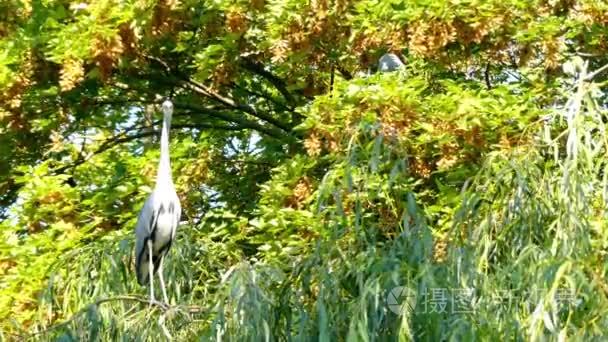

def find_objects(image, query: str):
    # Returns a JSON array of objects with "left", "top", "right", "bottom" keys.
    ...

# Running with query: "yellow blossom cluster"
[{"left": 59, "top": 58, "right": 84, "bottom": 92}]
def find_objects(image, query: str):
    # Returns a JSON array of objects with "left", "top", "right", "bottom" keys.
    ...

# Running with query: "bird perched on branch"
[
  {"left": 378, "top": 53, "right": 405, "bottom": 72},
  {"left": 355, "top": 53, "right": 406, "bottom": 78},
  {"left": 134, "top": 99, "right": 181, "bottom": 304}
]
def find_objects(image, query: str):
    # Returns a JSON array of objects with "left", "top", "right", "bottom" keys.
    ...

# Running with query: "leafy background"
[{"left": 1, "top": 0, "right": 608, "bottom": 340}]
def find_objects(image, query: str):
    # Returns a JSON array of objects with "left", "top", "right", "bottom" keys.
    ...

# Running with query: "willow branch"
[{"left": 23, "top": 295, "right": 204, "bottom": 339}]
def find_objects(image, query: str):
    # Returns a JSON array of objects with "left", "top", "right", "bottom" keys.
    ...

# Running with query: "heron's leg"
[
  {"left": 147, "top": 240, "right": 155, "bottom": 303},
  {"left": 158, "top": 256, "right": 169, "bottom": 304}
]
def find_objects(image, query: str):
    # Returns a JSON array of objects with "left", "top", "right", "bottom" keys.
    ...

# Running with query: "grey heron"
[
  {"left": 134, "top": 99, "right": 181, "bottom": 304},
  {"left": 378, "top": 53, "right": 405, "bottom": 72}
]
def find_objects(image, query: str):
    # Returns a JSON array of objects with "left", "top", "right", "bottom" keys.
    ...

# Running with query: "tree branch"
[
  {"left": 143, "top": 53, "right": 293, "bottom": 133},
  {"left": 85, "top": 97, "right": 290, "bottom": 140},
  {"left": 175, "top": 102, "right": 289, "bottom": 139},
  {"left": 230, "top": 81, "right": 292, "bottom": 112},
  {"left": 51, "top": 122, "right": 249, "bottom": 175},
  {"left": 240, "top": 57, "right": 296, "bottom": 108},
  {"left": 336, "top": 64, "right": 353, "bottom": 80},
  {"left": 183, "top": 80, "right": 293, "bottom": 132}
]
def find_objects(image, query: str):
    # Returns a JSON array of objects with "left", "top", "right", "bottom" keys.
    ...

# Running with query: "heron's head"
[{"left": 161, "top": 99, "right": 174, "bottom": 119}]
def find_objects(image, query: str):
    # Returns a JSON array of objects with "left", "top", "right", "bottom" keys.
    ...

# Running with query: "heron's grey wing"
[{"left": 134, "top": 194, "right": 160, "bottom": 285}]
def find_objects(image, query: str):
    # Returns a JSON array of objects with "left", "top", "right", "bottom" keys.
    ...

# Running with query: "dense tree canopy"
[{"left": 2, "top": 0, "right": 608, "bottom": 339}]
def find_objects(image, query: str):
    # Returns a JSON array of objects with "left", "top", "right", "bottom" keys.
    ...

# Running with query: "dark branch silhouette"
[
  {"left": 143, "top": 54, "right": 294, "bottom": 133},
  {"left": 240, "top": 57, "right": 296, "bottom": 108},
  {"left": 52, "top": 122, "right": 249, "bottom": 175}
]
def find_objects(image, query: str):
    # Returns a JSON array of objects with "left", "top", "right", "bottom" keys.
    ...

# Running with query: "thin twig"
[
  {"left": 330, "top": 63, "right": 335, "bottom": 96},
  {"left": 574, "top": 51, "right": 601, "bottom": 57},
  {"left": 584, "top": 62, "right": 608, "bottom": 81},
  {"left": 485, "top": 62, "right": 492, "bottom": 89}
]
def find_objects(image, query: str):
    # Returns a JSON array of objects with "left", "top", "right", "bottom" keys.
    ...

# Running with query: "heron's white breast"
[{"left": 153, "top": 211, "right": 174, "bottom": 253}]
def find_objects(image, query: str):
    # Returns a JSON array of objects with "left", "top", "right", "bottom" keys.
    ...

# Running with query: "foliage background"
[{"left": 2, "top": 0, "right": 608, "bottom": 340}]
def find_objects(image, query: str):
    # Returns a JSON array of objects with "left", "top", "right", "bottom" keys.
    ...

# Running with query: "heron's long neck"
[{"left": 157, "top": 113, "right": 172, "bottom": 185}]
